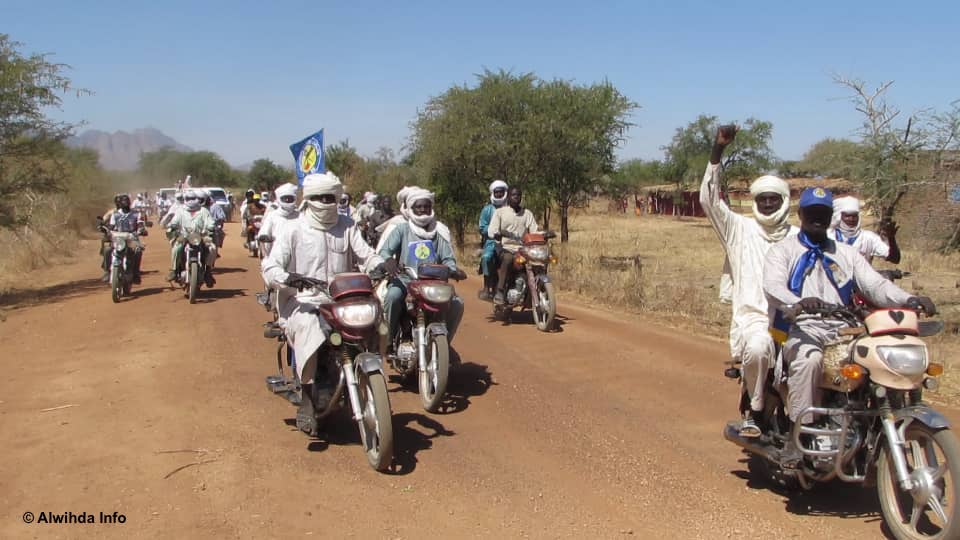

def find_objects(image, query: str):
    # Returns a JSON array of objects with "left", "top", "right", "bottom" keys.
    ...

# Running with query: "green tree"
[
  {"left": 0, "top": 34, "right": 89, "bottom": 228},
  {"left": 137, "top": 148, "right": 238, "bottom": 187},
  {"left": 325, "top": 139, "right": 367, "bottom": 192},
  {"left": 247, "top": 158, "right": 292, "bottom": 192},
  {"left": 410, "top": 69, "right": 637, "bottom": 243},
  {"left": 662, "top": 115, "right": 774, "bottom": 190},
  {"left": 796, "top": 138, "right": 862, "bottom": 178}
]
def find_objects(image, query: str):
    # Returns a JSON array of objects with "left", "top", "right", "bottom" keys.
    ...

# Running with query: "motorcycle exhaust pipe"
[
  {"left": 316, "top": 374, "right": 345, "bottom": 421},
  {"left": 722, "top": 423, "right": 781, "bottom": 463}
]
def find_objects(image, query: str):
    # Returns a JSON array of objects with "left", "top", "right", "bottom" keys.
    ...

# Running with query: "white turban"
[
  {"left": 832, "top": 196, "right": 861, "bottom": 237},
  {"left": 405, "top": 187, "right": 436, "bottom": 235},
  {"left": 749, "top": 175, "right": 791, "bottom": 242},
  {"left": 405, "top": 187, "right": 434, "bottom": 207},
  {"left": 396, "top": 185, "right": 419, "bottom": 219},
  {"left": 274, "top": 183, "right": 298, "bottom": 199},
  {"left": 274, "top": 183, "right": 299, "bottom": 214},
  {"left": 303, "top": 172, "right": 343, "bottom": 198},
  {"left": 489, "top": 180, "right": 508, "bottom": 207},
  {"left": 302, "top": 173, "right": 342, "bottom": 230}
]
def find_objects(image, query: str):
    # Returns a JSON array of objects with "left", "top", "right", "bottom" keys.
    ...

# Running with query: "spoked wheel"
[
  {"left": 878, "top": 421, "right": 960, "bottom": 539},
  {"left": 188, "top": 262, "right": 200, "bottom": 304},
  {"left": 419, "top": 334, "right": 450, "bottom": 413},
  {"left": 532, "top": 281, "right": 556, "bottom": 332},
  {"left": 356, "top": 370, "right": 394, "bottom": 471},
  {"left": 110, "top": 266, "right": 121, "bottom": 303}
]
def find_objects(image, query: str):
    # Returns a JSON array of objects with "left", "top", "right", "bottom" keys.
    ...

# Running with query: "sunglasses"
[{"left": 307, "top": 194, "right": 337, "bottom": 204}]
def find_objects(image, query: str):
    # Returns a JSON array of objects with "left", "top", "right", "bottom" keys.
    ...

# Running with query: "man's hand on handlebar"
[
  {"left": 382, "top": 258, "right": 399, "bottom": 277},
  {"left": 798, "top": 297, "right": 826, "bottom": 313},
  {"left": 451, "top": 268, "right": 467, "bottom": 281},
  {"left": 907, "top": 296, "right": 937, "bottom": 316},
  {"left": 284, "top": 273, "right": 326, "bottom": 291}
]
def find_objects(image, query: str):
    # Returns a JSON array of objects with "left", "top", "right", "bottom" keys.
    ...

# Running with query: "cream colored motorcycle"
[{"left": 724, "top": 303, "right": 957, "bottom": 539}]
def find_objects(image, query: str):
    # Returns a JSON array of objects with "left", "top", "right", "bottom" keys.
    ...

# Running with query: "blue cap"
[{"left": 799, "top": 187, "right": 833, "bottom": 208}]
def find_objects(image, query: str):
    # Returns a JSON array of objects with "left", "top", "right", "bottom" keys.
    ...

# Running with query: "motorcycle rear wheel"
[
  {"left": 532, "top": 281, "right": 556, "bottom": 332},
  {"left": 419, "top": 334, "right": 450, "bottom": 413},
  {"left": 878, "top": 423, "right": 960, "bottom": 540},
  {"left": 110, "top": 266, "right": 121, "bottom": 303},
  {"left": 188, "top": 262, "right": 200, "bottom": 304},
  {"left": 357, "top": 370, "right": 394, "bottom": 471}
]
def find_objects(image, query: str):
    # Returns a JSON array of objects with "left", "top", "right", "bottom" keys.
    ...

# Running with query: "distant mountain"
[{"left": 67, "top": 127, "right": 192, "bottom": 170}]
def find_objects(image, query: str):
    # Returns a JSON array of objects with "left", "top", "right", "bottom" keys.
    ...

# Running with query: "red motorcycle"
[
  {"left": 265, "top": 273, "right": 394, "bottom": 471},
  {"left": 493, "top": 231, "right": 558, "bottom": 331},
  {"left": 378, "top": 263, "right": 464, "bottom": 413}
]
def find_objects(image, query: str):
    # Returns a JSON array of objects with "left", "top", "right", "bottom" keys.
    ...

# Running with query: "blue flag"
[{"left": 289, "top": 129, "right": 324, "bottom": 186}]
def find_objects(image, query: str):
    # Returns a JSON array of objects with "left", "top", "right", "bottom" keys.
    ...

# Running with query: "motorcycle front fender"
[
  {"left": 894, "top": 405, "right": 951, "bottom": 430},
  {"left": 426, "top": 322, "right": 448, "bottom": 336},
  {"left": 355, "top": 352, "right": 384, "bottom": 375}
]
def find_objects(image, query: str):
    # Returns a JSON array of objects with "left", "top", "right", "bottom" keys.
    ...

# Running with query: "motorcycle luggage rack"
[{"left": 791, "top": 406, "right": 875, "bottom": 482}]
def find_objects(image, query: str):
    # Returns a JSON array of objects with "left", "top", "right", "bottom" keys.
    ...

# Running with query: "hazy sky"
[{"left": 6, "top": 0, "right": 959, "bottom": 167}]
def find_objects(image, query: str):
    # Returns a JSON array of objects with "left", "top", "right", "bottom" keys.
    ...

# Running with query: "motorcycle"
[
  {"left": 378, "top": 263, "right": 464, "bottom": 413},
  {"left": 106, "top": 230, "right": 138, "bottom": 303},
  {"left": 723, "top": 303, "right": 957, "bottom": 539},
  {"left": 264, "top": 273, "right": 394, "bottom": 471},
  {"left": 493, "top": 231, "right": 558, "bottom": 331},
  {"left": 247, "top": 215, "right": 263, "bottom": 258},
  {"left": 172, "top": 231, "right": 209, "bottom": 304}
]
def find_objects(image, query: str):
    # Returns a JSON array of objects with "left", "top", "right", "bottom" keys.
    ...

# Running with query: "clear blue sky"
[{"left": 6, "top": 0, "right": 959, "bottom": 167}]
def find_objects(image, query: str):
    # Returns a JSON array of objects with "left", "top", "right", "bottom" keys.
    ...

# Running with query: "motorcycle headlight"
[
  {"left": 877, "top": 345, "right": 928, "bottom": 376},
  {"left": 525, "top": 245, "right": 550, "bottom": 262},
  {"left": 187, "top": 231, "right": 203, "bottom": 246},
  {"left": 420, "top": 283, "right": 454, "bottom": 304},
  {"left": 333, "top": 299, "right": 379, "bottom": 329},
  {"left": 112, "top": 237, "right": 127, "bottom": 251}
]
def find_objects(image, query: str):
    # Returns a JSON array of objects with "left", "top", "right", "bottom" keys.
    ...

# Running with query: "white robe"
[
  {"left": 261, "top": 214, "right": 382, "bottom": 382},
  {"left": 700, "top": 163, "right": 798, "bottom": 411}
]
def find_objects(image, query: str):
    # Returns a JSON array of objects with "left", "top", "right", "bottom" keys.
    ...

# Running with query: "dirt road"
[{"left": 0, "top": 223, "right": 919, "bottom": 538}]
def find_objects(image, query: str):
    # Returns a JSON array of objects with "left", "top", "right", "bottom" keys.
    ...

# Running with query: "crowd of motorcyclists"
[{"left": 92, "top": 139, "right": 951, "bottom": 533}]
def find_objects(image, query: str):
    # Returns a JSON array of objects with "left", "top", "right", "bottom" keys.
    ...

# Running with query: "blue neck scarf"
[
  {"left": 834, "top": 229, "right": 858, "bottom": 245},
  {"left": 789, "top": 231, "right": 853, "bottom": 306}
]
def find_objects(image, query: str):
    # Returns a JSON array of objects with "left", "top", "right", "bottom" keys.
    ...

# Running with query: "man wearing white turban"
[
  {"left": 261, "top": 172, "right": 385, "bottom": 435},
  {"left": 259, "top": 182, "right": 300, "bottom": 257},
  {"left": 478, "top": 180, "right": 509, "bottom": 300},
  {"left": 699, "top": 125, "right": 798, "bottom": 438},
  {"left": 166, "top": 189, "right": 218, "bottom": 286},
  {"left": 374, "top": 185, "right": 456, "bottom": 252},
  {"left": 377, "top": 187, "right": 467, "bottom": 348},
  {"left": 829, "top": 196, "right": 900, "bottom": 264}
]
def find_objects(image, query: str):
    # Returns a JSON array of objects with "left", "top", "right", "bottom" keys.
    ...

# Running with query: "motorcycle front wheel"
[
  {"left": 356, "top": 370, "right": 394, "bottom": 471},
  {"left": 110, "top": 266, "right": 121, "bottom": 303},
  {"left": 532, "top": 281, "right": 556, "bottom": 332},
  {"left": 188, "top": 261, "right": 200, "bottom": 304},
  {"left": 419, "top": 334, "right": 450, "bottom": 413},
  {"left": 878, "top": 423, "right": 960, "bottom": 539}
]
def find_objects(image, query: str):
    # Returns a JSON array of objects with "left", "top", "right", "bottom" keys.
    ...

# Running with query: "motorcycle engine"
[
  {"left": 396, "top": 342, "right": 416, "bottom": 366},
  {"left": 507, "top": 277, "right": 526, "bottom": 304}
]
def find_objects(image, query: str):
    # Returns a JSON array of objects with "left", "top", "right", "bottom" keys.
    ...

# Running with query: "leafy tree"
[
  {"left": 247, "top": 158, "right": 292, "bottom": 192},
  {"left": 137, "top": 148, "right": 238, "bottom": 187},
  {"left": 796, "top": 138, "right": 862, "bottom": 178},
  {"left": 325, "top": 139, "right": 367, "bottom": 191},
  {"left": 410, "top": 69, "right": 637, "bottom": 243},
  {"left": 662, "top": 115, "right": 774, "bottom": 190},
  {"left": 0, "top": 34, "right": 89, "bottom": 228}
]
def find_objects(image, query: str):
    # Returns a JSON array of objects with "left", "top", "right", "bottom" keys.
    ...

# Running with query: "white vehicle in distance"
[{"left": 201, "top": 187, "right": 233, "bottom": 221}]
